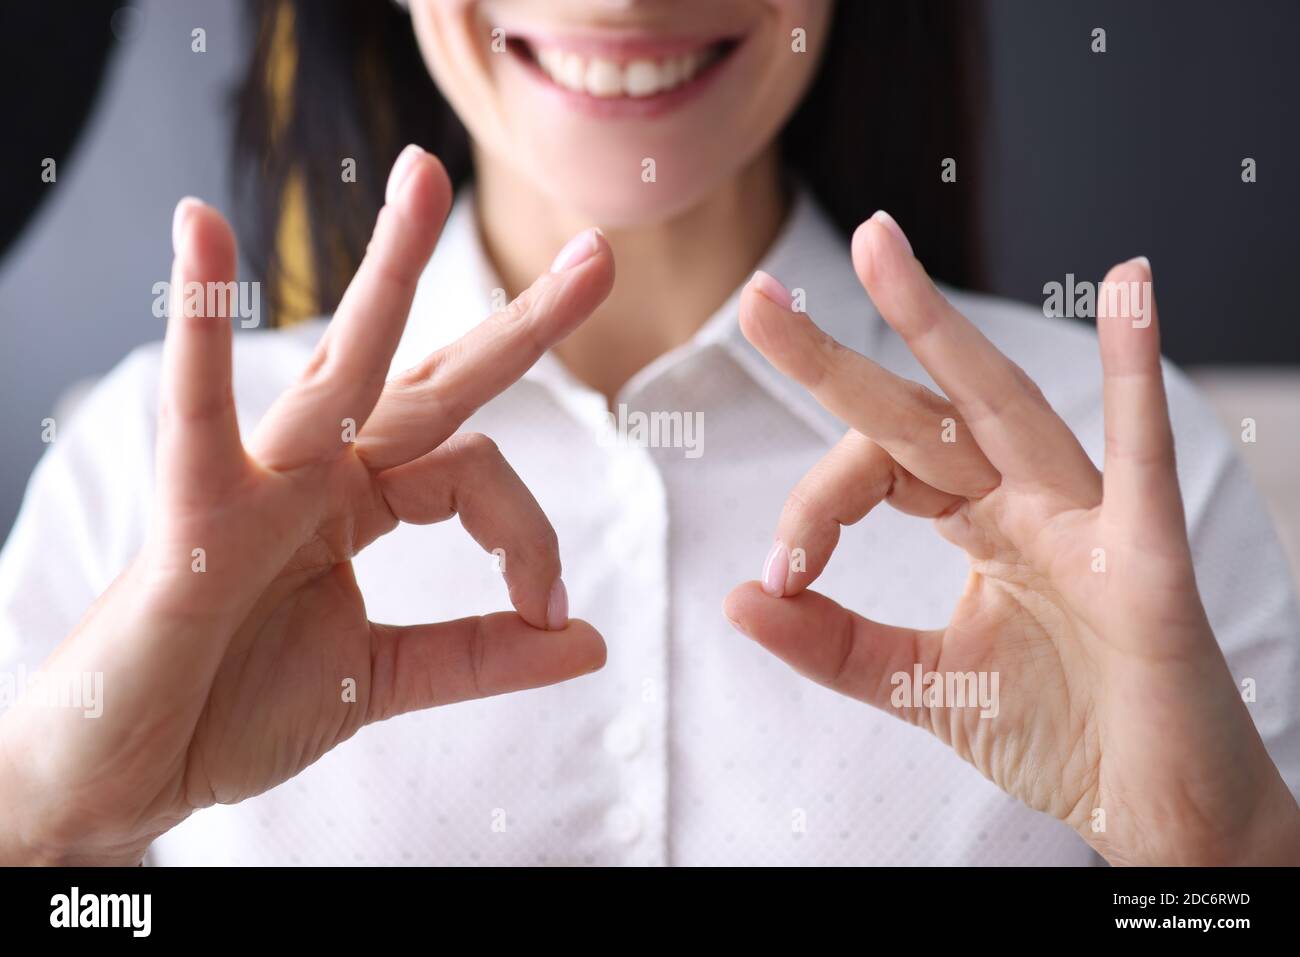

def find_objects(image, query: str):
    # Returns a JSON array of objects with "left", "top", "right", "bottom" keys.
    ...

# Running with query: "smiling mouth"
[{"left": 507, "top": 35, "right": 741, "bottom": 101}]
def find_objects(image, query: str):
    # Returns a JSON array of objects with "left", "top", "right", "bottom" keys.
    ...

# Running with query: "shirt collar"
[
  {"left": 712, "top": 187, "right": 879, "bottom": 443},
  {"left": 394, "top": 185, "right": 879, "bottom": 444}
]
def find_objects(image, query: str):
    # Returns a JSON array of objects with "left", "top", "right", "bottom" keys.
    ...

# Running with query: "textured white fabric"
[{"left": 2, "top": 191, "right": 1297, "bottom": 866}]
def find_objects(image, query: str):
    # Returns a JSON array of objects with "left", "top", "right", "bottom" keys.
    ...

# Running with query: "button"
[
  {"left": 602, "top": 713, "right": 645, "bottom": 758},
  {"left": 605, "top": 804, "right": 642, "bottom": 844}
]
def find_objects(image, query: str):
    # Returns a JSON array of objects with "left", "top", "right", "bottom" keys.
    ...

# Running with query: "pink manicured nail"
[
  {"left": 547, "top": 578, "right": 569, "bottom": 631},
  {"left": 872, "top": 210, "right": 914, "bottom": 258},
  {"left": 750, "top": 270, "right": 794, "bottom": 311},
  {"left": 171, "top": 196, "right": 204, "bottom": 255},
  {"left": 385, "top": 144, "right": 425, "bottom": 205},
  {"left": 549, "top": 228, "right": 602, "bottom": 273},
  {"left": 761, "top": 541, "right": 788, "bottom": 598}
]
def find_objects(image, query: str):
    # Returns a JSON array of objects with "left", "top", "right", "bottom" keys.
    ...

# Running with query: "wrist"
[
  {"left": 0, "top": 808, "right": 150, "bottom": 867},
  {"left": 1166, "top": 772, "right": 1300, "bottom": 867},
  {"left": 1228, "top": 779, "right": 1300, "bottom": 866},
  {"left": 0, "top": 727, "right": 147, "bottom": 866}
]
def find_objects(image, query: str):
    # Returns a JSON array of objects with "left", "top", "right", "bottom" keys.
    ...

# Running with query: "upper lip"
[{"left": 502, "top": 28, "right": 743, "bottom": 61}]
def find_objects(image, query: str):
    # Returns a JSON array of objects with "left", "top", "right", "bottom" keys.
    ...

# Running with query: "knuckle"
[
  {"left": 465, "top": 618, "right": 488, "bottom": 699},
  {"left": 540, "top": 524, "right": 560, "bottom": 558},
  {"left": 893, "top": 407, "right": 930, "bottom": 446},
  {"left": 159, "top": 385, "right": 235, "bottom": 431},
  {"left": 781, "top": 485, "right": 822, "bottom": 528},
  {"left": 449, "top": 431, "right": 500, "bottom": 461},
  {"left": 503, "top": 283, "right": 540, "bottom": 324},
  {"left": 907, "top": 381, "right": 951, "bottom": 418},
  {"left": 829, "top": 612, "right": 858, "bottom": 687},
  {"left": 818, "top": 332, "right": 850, "bottom": 375},
  {"left": 284, "top": 372, "right": 339, "bottom": 414},
  {"left": 399, "top": 344, "right": 452, "bottom": 389},
  {"left": 1010, "top": 361, "right": 1048, "bottom": 405},
  {"left": 396, "top": 354, "right": 473, "bottom": 424},
  {"left": 524, "top": 525, "right": 561, "bottom": 576},
  {"left": 801, "top": 330, "right": 845, "bottom": 391},
  {"left": 299, "top": 344, "right": 330, "bottom": 384}
]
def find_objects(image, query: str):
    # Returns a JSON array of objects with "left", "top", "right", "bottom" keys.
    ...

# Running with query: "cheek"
[
  {"left": 410, "top": 1, "right": 501, "bottom": 129},
  {"left": 772, "top": 0, "right": 834, "bottom": 62},
  {"left": 414, "top": 0, "right": 481, "bottom": 64}
]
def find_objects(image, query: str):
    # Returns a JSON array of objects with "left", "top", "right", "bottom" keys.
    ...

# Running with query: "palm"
[
  {"left": 183, "top": 443, "right": 431, "bottom": 806},
  {"left": 189, "top": 512, "right": 377, "bottom": 807},
  {"left": 920, "top": 584, "right": 1086, "bottom": 811},
  {"left": 873, "top": 487, "right": 1099, "bottom": 824}
]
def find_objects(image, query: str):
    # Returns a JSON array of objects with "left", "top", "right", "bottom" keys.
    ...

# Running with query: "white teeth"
[
  {"left": 584, "top": 57, "right": 623, "bottom": 97},
  {"left": 624, "top": 59, "right": 660, "bottom": 98},
  {"left": 537, "top": 47, "right": 561, "bottom": 75},
  {"left": 528, "top": 43, "right": 717, "bottom": 97},
  {"left": 558, "top": 53, "right": 586, "bottom": 91}
]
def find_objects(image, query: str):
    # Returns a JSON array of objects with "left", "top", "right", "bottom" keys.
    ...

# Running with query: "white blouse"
[{"left": 2, "top": 191, "right": 1297, "bottom": 865}]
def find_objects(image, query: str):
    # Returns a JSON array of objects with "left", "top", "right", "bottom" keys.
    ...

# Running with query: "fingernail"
[
  {"left": 385, "top": 144, "right": 425, "bottom": 205},
  {"left": 1130, "top": 255, "right": 1152, "bottom": 273},
  {"left": 171, "top": 196, "right": 204, "bottom": 255},
  {"left": 750, "top": 270, "right": 794, "bottom": 311},
  {"left": 871, "top": 210, "right": 914, "bottom": 258},
  {"left": 761, "top": 541, "right": 788, "bottom": 598},
  {"left": 549, "top": 228, "right": 602, "bottom": 273},
  {"left": 547, "top": 578, "right": 569, "bottom": 631}
]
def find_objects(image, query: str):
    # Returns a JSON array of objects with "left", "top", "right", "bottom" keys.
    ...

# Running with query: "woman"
[{"left": 1, "top": 0, "right": 1297, "bottom": 865}]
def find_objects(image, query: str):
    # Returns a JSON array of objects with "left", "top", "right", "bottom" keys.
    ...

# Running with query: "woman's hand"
[
  {"left": 0, "top": 146, "right": 613, "bottom": 865},
  {"left": 725, "top": 211, "right": 1300, "bottom": 865}
]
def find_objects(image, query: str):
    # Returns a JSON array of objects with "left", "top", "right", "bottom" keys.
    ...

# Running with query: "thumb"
[{"left": 723, "top": 581, "right": 941, "bottom": 713}]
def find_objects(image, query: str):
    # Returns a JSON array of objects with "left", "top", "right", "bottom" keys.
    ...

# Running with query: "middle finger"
[
  {"left": 740, "top": 271, "right": 1000, "bottom": 498},
  {"left": 356, "top": 228, "right": 614, "bottom": 471}
]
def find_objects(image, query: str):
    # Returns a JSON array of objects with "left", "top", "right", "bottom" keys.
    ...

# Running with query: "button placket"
[{"left": 601, "top": 435, "right": 670, "bottom": 864}]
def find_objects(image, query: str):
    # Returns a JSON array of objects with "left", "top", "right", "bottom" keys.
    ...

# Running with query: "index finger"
[{"left": 249, "top": 145, "right": 452, "bottom": 470}]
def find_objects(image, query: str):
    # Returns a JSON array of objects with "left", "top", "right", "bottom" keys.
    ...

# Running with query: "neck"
[{"left": 474, "top": 147, "right": 788, "bottom": 404}]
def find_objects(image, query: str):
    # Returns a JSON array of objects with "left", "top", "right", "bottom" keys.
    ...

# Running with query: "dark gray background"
[
  {"left": 982, "top": 0, "right": 1297, "bottom": 366},
  {"left": 1, "top": 0, "right": 1297, "bottom": 539}
]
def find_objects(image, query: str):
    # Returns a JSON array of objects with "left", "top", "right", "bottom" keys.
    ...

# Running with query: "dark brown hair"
[{"left": 233, "top": 0, "right": 984, "bottom": 325}]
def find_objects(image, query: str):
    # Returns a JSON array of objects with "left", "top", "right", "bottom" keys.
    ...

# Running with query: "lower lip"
[{"left": 508, "top": 41, "right": 743, "bottom": 120}]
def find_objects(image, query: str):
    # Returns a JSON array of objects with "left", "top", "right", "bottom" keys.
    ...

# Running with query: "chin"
[{"left": 517, "top": 146, "right": 739, "bottom": 230}]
